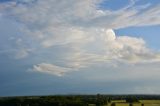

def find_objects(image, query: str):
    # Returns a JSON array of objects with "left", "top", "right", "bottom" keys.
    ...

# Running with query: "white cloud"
[
  {"left": 0, "top": 0, "right": 160, "bottom": 76},
  {"left": 15, "top": 48, "right": 29, "bottom": 59},
  {"left": 31, "top": 28, "right": 160, "bottom": 76},
  {"left": 33, "top": 63, "right": 70, "bottom": 76}
]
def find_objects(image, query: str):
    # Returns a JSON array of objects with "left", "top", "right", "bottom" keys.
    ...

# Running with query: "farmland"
[
  {"left": 107, "top": 99, "right": 160, "bottom": 106},
  {"left": 107, "top": 100, "right": 160, "bottom": 106},
  {"left": 0, "top": 95, "right": 160, "bottom": 106}
]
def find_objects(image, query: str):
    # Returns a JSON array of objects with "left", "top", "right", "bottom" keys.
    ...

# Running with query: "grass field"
[
  {"left": 107, "top": 103, "right": 129, "bottom": 106},
  {"left": 143, "top": 104, "right": 160, "bottom": 106},
  {"left": 140, "top": 100, "right": 160, "bottom": 104},
  {"left": 132, "top": 103, "right": 141, "bottom": 106},
  {"left": 88, "top": 104, "right": 96, "bottom": 106},
  {"left": 109, "top": 100, "right": 160, "bottom": 106},
  {"left": 111, "top": 100, "right": 126, "bottom": 103},
  {"left": 115, "top": 103, "right": 130, "bottom": 106}
]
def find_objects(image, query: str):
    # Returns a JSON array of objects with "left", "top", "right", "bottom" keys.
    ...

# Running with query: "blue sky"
[{"left": 0, "top": 0, "right": 160, "bottom": 96}]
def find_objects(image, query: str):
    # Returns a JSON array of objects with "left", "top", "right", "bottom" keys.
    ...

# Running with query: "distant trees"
[
  {"left": 126, "top": 96, "right": 139, "bottom": 103},
  {"left": 95, "top": 94, "right": 111, "bottom": 106},
  {"left": 0, "top": 95, "right": 119, "bottom": 106},
  {"left": 1, "top": 95, "right": 160, "bottom": 106}
]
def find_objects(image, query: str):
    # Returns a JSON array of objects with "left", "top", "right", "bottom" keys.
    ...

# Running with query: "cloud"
[
  {"left": 33, "top": 63, "right": 70, "bottom": 76},
  {"left": 0, "top": 0, "right": 160, "bottom": 76},
  {"left": 1, "top": 0, "right": 160, "bottom": 29},
  {"left": 14, "top": 49, "right": 29, "bottom": 59},
  {"left": 31, "top": 28, "right": 160, "bottom": 76}
]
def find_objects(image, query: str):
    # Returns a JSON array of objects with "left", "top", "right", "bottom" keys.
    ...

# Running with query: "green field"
[
  {"left": 143, "top": 104, "right": 160, "bottom": 106},
  {"left": 140, "top": 100, "right": 160, "bottom": 104},
  {"left": 114, "top": 103, "right": 130, "bottom": 106},
  {"left": 132, "top": 103, "right": 141, "bottom": 106},
  {"left": 88, "top": 104, "right": 96, "bottom": 106},
  {"left": 111, "top": 100, "right": 126, "bottom": 103},
  {"left": 108, "top": 100, "right": 160, "bottom": 106}
]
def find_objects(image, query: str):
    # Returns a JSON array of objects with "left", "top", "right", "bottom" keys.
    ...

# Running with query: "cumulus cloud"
[
  {"left": 31, "top": 28, "right": 160, "bottom": 76},
  {"left": 0, "top": 0, "right": 160, "bottom": 76}
]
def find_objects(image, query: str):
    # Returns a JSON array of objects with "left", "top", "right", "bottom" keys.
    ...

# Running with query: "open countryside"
[{"left": 0, "top": 95, "right": 160, "bottom": 106}]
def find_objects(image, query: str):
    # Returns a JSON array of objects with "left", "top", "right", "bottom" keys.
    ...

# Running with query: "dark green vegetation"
[{"left": 0, "top": 94, "right": 160, "bottom": 106}]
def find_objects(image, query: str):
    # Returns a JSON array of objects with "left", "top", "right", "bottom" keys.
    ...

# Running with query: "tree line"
[{"left": 0, "top": 94, "right": 160, "bottom": 106}]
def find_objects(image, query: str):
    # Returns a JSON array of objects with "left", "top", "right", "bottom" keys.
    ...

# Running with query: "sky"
[{"left": 0, "top": 0, "right": 160, "bottom": 96}]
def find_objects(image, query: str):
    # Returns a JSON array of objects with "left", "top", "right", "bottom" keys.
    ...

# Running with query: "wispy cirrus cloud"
[{"left": 0, "top": 0, "right": 160, "bottom": 76}]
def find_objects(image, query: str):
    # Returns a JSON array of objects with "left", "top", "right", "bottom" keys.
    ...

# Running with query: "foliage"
[{"left": 0, "top": 95, "right": 160, "bottom": 106}]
